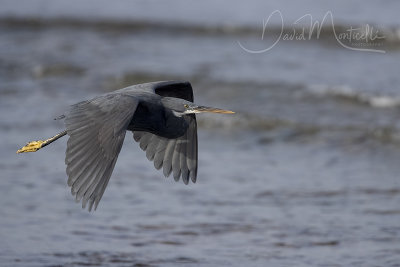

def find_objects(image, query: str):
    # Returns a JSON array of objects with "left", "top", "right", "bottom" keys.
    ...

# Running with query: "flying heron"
[{"left": 17, "top": 81, "right": 234, "bottom": 211}]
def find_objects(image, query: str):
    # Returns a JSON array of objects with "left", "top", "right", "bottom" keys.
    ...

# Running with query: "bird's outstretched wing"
[
  {"left": 132, "top": 81, "right": 198, "bottom": 183},
  {"left": 132, "top": 114, "right": 198, "bottom": 184},
  {"left": 64, "top": 94, "right": 138, "bottom": 211}
]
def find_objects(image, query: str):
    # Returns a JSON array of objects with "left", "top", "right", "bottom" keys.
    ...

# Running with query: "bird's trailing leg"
[{"left": 17, "top": 130, "right": 67, "bottom": 153}]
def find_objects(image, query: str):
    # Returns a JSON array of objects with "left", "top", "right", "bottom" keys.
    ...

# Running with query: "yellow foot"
[{"left": 17, "top": 140, "right": 44, "bottom": 153}]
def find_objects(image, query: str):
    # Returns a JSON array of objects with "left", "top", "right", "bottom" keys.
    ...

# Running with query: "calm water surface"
[{"left": 1, "top": 1, "right": 400, "bottom": 266}]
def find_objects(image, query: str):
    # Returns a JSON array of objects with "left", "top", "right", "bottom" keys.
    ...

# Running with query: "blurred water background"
[{"left": 1, "top": 0, "right": 400, "bottom": 266}]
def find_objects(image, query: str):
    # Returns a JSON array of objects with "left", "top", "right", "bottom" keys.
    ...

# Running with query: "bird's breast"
[{"left": 127, "top": 100, "right": 188, "bottom": 139}]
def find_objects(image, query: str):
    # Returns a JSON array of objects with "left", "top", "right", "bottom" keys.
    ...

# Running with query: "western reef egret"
[{"left": 17, "top": 81, "right": 234, "bottom": 211}]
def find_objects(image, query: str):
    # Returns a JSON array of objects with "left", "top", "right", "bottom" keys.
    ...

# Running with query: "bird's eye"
[{"left": 184, "top": 104, "right": 189, "bottom": 108}]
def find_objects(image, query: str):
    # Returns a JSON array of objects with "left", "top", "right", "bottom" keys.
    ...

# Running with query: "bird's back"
[{"left": 116, "top": 81, "right": 194, "bottom": 103}]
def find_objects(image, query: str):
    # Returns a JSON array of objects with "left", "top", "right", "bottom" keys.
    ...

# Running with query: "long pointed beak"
[{"left": 194, "top": 106, "right": 235, "bottom": 114}]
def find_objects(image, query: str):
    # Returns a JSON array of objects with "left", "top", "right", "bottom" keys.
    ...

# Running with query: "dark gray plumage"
[{"left": 17, "top": 81, "right": 234, "bottom": 211}]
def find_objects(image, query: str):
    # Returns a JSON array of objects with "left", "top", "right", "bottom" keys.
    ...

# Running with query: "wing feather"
[
  {"left": 65, "top": 94, "right": 138, "bottom": 211},
  {"left": 180, "top": 135, "right": 189, "bottom": 184},
  {"left": 163, "top": 139, "right": 176, "bottom": 177},
  {"left": 172, "top": 141, "right": 181, "bottom": 181},
  {"left": 145, "top": 135, "right": 159, "bottom": 161},
  {"left": 153, "top": 138, "right": 168, "bottom": 170},
  {"left": 132, "top": 115, "right": 197, "bottom": 184}
]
